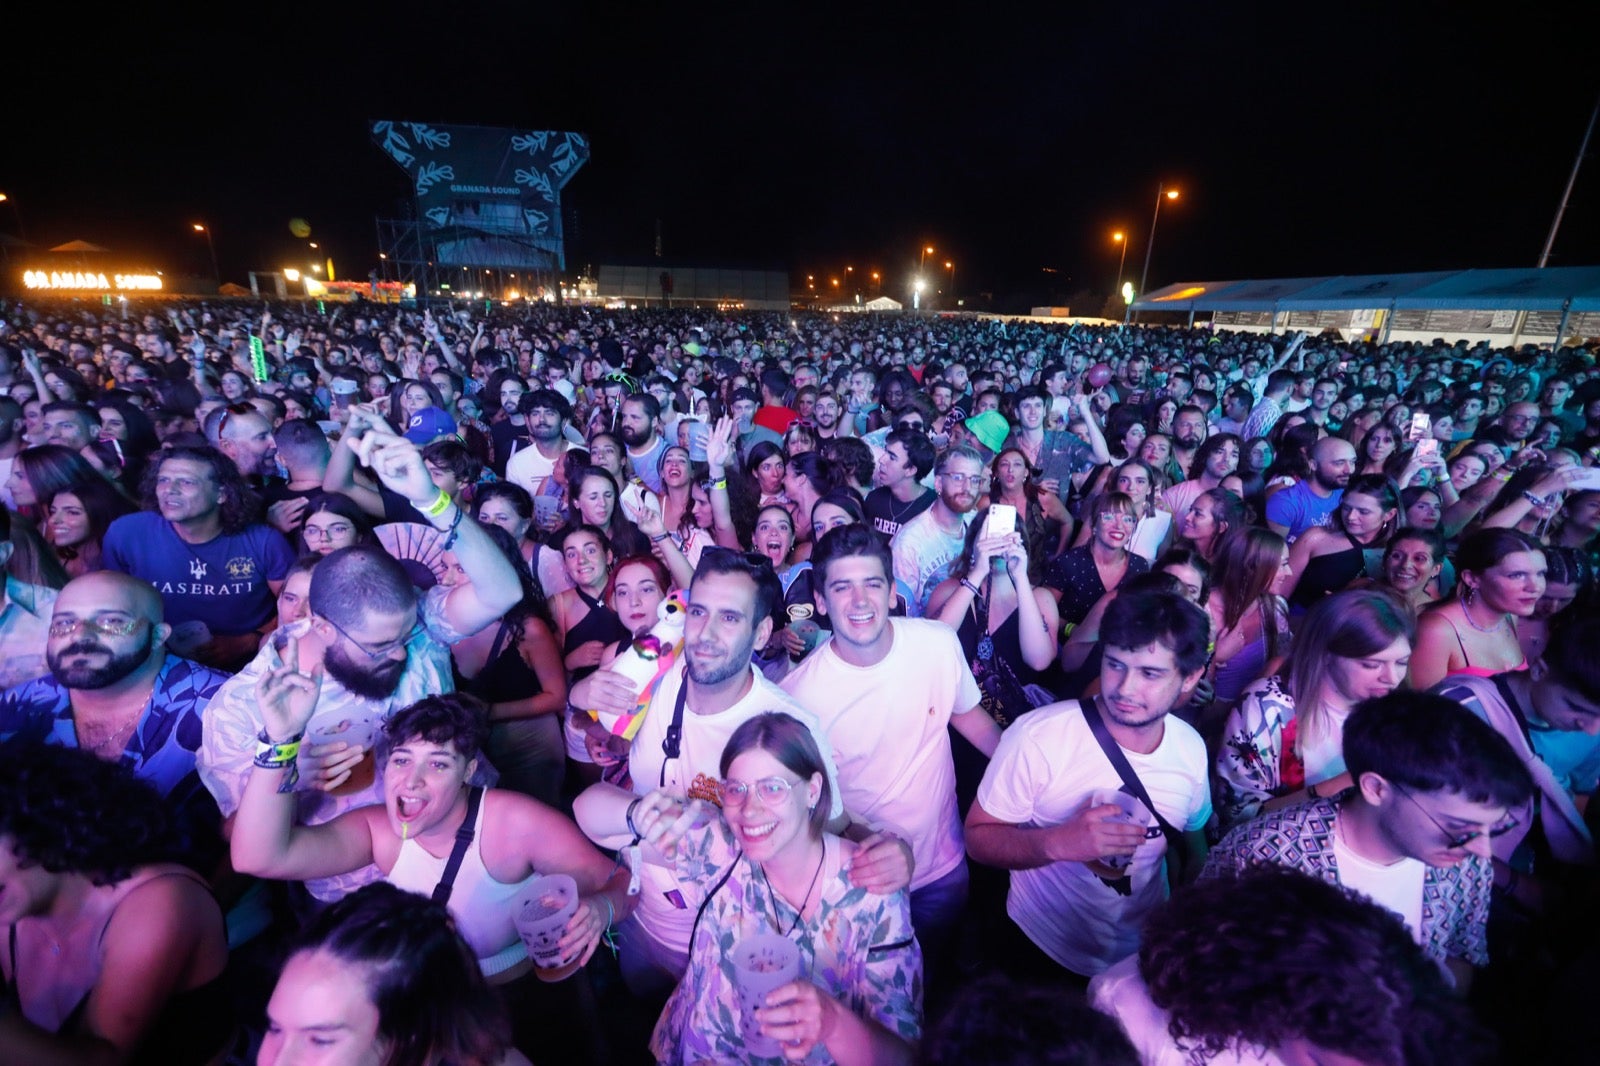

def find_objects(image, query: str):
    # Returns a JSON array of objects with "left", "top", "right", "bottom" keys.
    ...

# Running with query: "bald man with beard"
[
  {"left": 1265, "top": 435, "right": 1356, "bottom": 543},
  {"left": 0, "top": 570, "right": 232, "bottom": 859}
]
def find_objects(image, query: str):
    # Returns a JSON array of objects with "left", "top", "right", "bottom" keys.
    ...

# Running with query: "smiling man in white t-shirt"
[
  {"left": 966, "top": 588, "right": 1213, "bottom": 983},
  {"left": 782, "top": 524, "right": 999, "bottom": 1004}
]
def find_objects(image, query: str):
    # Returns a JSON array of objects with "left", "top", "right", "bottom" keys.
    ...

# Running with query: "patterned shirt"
[
  {"left": 0, "top": 653, "right": 230, "bottom": 865},
  {"left": 0, "top": 652, "right": 227, "bottom": 798},
  {"left": 1201, "top": 795, "right": 1492, "bottom": 967},
  {"left": 197, "top": 586, "right": 466, "bottom": 902},
  {"left": 651, "top": 823, "right": 922, "bottom": 1065}
]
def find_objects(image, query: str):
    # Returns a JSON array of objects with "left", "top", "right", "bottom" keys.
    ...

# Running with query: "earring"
[{"left": 1461, "top": 584, "right": 1475, "bottom": 607}]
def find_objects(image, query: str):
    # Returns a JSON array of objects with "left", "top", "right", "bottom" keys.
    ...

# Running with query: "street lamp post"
[
  {"left": 944, "top": 261, "right": 955, "bottom": 304},
  {"left": 192, "top": 223, "right": 220, "bottom": 283},
  {"left": 913, "top": 278, "right": 926, "bottom": 312},
  {"left": 1112, "top": 231, "right": 1128, "bottom": 294},
  {"left": 0, "top": 192, "right": 29, "bottom": 242},
  {"left": 919, "top": 245, "right": 934, "bottom": 272},
  {"left": 1136, "top": 186, "right": 1180, "bottom": 319}
]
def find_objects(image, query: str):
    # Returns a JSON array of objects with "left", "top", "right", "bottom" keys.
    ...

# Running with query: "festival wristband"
[
  {"left": 254, "top": 729, "right": 305, "bottom": 769},
  {"left": 423, "top": 489, "right": 453, "bottom": 517}
]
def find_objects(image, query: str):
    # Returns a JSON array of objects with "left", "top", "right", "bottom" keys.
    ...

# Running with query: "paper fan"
[{"left": 375, "top": 522, "right": 447, "bottom": 588}]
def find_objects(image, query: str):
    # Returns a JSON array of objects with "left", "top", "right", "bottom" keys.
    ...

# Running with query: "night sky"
[{"left": 5, "top": 2, "right": 1595, "bottom": 311}]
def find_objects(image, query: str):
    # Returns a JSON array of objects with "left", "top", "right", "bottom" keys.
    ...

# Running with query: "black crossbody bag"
[{"left": 1080, "top": 697, "right": 1192, "bottom": 891}]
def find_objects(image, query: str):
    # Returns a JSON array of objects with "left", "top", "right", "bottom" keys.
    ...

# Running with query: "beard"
[
  {"left": 530, "top": 421, "right": 563, "bottom": 443},
  {"left": 323, "top": 643, "right": 408, "bottom": 701},
  {"left": 685, "top": 633, "right": 756, "bottom": 687},
  {"left": 49, "top": 629, "right": 153, "bottom": 689},
  {"left": 1313, "top": 467, "right": 1349, "bottom": 492}
]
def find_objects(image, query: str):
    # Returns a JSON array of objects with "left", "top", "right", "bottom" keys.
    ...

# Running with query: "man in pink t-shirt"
[{"left": 783, "top": 524, "right": 1000, "bottom": 1005}]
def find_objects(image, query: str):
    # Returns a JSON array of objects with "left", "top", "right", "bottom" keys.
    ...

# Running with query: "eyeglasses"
[
  {"left": 49, "top": 615, "right": 146, "bottom": 639},
  {"left": 1393, "top": 786, "right": 1520, "bottom": 851},
  {"left": 940, "top": 472, "right": 983, "bottom": 486},
  {"left": 321, "top": 615, "right": 422, "bottom": 659},
  {"left": 722, "top": 776, "right": 803, "bottom": 809},
  {"left": 304, "top": 523, "right": 355, "bottom": 541}
]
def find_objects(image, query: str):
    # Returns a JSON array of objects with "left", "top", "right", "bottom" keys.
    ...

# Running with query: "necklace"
[
  {"left": 1460, "top": 590, "right": 1510, "bottom": 633},
  {"left": 76, "top": 704, "right": 144, "bottom": 759},
  {"left": 761, "top": 842, "right": 827, "bottom": 937}
]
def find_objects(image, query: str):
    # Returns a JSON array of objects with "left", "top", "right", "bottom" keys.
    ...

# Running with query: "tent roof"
[
  {"left": 1134, "top": 265, "right": 1600, "bottom": 314},
  {"left": 49, "top": 240, "right": 110, "bottom": 253}
]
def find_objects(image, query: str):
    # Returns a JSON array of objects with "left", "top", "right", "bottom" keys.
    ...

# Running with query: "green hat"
[{"left": 964, "top": 410, "right": 1010, "bottom": 454}]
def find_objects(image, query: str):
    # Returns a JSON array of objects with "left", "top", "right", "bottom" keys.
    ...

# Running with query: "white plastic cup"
[
  {"left": 1091, "top": 788, "right": 1150, "bottom": 872},
  {"left": 512, "top": 874, "right": 580, "bottom": 972},
  {"left": 731, "top": 933, "right": 802, "bottom": 1057}
]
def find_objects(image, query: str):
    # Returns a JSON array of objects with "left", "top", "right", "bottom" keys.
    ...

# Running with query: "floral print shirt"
[{"left": 650, "top": 822, "right": 923, "bottom": 1065}]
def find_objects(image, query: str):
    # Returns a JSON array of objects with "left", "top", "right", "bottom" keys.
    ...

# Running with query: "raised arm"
[
  {"left": 703, "top": 415, "right": 744, "bottom": 549},
  {"left": 229, "top": 642, "right": 377, "bottom": 881},
  {"left": 1074, "top": 392, "right": 1112, "bottom": 465},
  {"left": 354, "top": 429, "right": 520, "bottom": 636}
]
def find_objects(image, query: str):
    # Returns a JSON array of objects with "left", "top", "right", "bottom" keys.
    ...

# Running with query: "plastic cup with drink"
[
  {"left": 731, "top": 933, "right": 802, "bottom": 1057},
  {"left": 512, "top": 873, "right": 583, "bottom": 982}
]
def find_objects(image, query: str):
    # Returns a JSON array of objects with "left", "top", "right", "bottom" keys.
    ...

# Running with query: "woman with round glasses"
[
  {"left": 621, "top": 712, "right": 922, "bottom": 1065},
  {"left": 299, "top": 492, "right": 374, "bottom": 556}
]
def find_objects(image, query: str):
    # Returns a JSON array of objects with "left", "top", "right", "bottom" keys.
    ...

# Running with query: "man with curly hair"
[
  {"left": 1090, "top": 866, "right": 1495, "bottom": 1066},
  {"left": 102, "top": 445, "right": 294, "bottom": 671}
]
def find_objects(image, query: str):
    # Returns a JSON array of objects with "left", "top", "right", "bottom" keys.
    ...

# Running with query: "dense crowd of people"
[{"left": 2, "top": 297, "right": 1599, "bottom": 1064}]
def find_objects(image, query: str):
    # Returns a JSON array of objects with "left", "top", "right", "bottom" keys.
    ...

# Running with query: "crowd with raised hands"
[{"left": 2, "top": 296, "right": 1600, "bottom": 1064}]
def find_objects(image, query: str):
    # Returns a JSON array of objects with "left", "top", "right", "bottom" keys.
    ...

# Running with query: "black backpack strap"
[{"left": 432, "top": 786, "right": 485, "bottom": 906}]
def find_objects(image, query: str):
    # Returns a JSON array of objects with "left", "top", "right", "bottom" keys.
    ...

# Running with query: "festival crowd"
[{"left": 2, "top": 298, "right": 1598, "bottom": 1065}]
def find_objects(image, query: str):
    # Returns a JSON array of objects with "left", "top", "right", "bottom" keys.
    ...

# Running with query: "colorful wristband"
[{"left": 254, "top": 729, "right": 305, "bottom": 769}]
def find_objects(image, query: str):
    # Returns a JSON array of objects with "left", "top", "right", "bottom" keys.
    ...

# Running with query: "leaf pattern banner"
[{"left": 369, "top": 121, "right": 589, "bottom": 268}]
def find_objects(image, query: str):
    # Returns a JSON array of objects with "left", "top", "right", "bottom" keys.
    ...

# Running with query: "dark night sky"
[{"left": 4, "top": 2, "right": 1596, "bottom": 310}]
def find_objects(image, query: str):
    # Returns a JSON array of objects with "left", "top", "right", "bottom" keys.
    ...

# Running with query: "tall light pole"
[
  {"left": 0, "top": 192, "right": 29, "bottom": 242},
  {"left": 919, "top": 245, "right": 934, "bottom": 272},
  {"left": 944, "top": 260, "right": 955, "bottom": 303},
  {"left": 1112, "top": 230, "right": 1128, "bottom": 293},
  {"left": 192, "top": 222, "right": 220, "bottom": 282},
  {"left": 1137, "top": 185, "right": 1180, "bottom": 308},
  {"left": 913, "top": 277, "right": 926, "bottom": 312}
]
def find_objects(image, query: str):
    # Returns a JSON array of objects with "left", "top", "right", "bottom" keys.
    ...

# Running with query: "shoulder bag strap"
[
  {"left": 432, "top": 786, "right": 485, "bottom": 906},
  {"left": 659, "top": 666, "right": 691, "bottom": 789},
  {"left": 1080, "top": 697, "right": 1185, "bottom": 855}
]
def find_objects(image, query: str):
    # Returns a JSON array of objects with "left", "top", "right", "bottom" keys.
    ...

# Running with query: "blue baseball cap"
[{"left": 403, "top": 407, "right": 458, "bottom": 445}]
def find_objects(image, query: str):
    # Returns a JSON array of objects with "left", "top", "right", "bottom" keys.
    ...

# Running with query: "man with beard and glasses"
[
  {"left": 503, "top": 388, "right": 572, "bottom": 499},
  {"left": 1265, "top": 435, "right": 1356, "bottom": 543},
  {"left": 617, "top": 393, "right": 668, "bottom": 494},
  {"left": 199, "top": 429, "right": 521, "bottom": 903},
  {"left": 0, "top": 571, "right": 230, "bottom": 864},
  {"left": 966, "top": 589, "right": 1212, "bottom": 986},
  {"left": 892, "top": 445, "right": 988, "bottom": 617},
  {"left": 570, "top": 549, "right": 850, "bottom": 1000}
]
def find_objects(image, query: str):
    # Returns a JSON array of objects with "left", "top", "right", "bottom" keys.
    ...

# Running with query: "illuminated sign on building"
[{"left": 23, "top": 271, "right": 163, "bottom": 291}]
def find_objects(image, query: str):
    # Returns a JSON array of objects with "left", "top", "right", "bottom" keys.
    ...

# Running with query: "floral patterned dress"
[{"left": 650, "top": 822, "right": 923, "bottom": 1065}]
